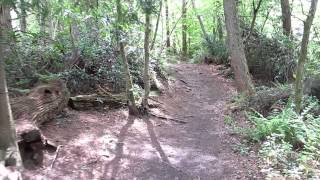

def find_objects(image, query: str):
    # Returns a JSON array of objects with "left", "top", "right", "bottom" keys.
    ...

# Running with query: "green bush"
[
  {"left": 202, "top": 34, "right": 229, "bottom": 64},
  {"left": 246, "top": 98, "right": 320, "bottom": 178}
]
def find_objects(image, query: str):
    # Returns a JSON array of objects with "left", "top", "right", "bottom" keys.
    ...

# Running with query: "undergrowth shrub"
[
  {"left": 203, "top": 34, "right": 229, "bottom": 64},
  {"left": 6, "top": 30, "right": 146, "bottom": 94},
  {"left": 191, "top": 48, "right": 211, "bottom": 64},
  {"left": 245, "top": 97, "right": 320, "bottom": 179},
  {"left": 307, "top": 41, "right": 320, "bottom": 76}
]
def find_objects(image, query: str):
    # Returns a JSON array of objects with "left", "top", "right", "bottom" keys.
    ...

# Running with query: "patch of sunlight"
[
  {"left": 160, "top": 144, "right": 218, "bottom": 166},
  {"left": 72, "top": 133, "right": 94, "bottom": 146},
  {"left": 131, "top": 119, "right": 149, "bottom": 134},
  {"left": 150, "top": 90, "right": 160, "bottom": 97},
  {"left": 124, "top": 143, "right": 156, "bottom": 160}
]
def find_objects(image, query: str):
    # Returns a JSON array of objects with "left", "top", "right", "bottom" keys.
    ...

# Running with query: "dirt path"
[{"left": 23, "top": 64, "right": 261, "bottom": 180}]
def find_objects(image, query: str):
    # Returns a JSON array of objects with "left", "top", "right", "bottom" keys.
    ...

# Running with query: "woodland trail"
[{"left": 23, "top": 64, "right": 261, "bottom": 180}]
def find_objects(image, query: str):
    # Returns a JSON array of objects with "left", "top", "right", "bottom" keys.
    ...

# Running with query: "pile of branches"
[{"left": 242, "top": 27, "right": 296, "bottom": 83}]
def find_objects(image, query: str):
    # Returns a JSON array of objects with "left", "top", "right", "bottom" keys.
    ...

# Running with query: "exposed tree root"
[{"left": 149, "top": 112, "right": 187, "bottom": 124}]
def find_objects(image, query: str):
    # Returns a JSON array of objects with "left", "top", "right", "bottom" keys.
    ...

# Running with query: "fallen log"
[
  {"left": 69, "top": 92, "right": 126, "bottom": 110},
  {"left": 149, "top": 109, "right": 187, "bottom": 124},
  {"left": 248, "top": 86, "right": 292, "bottom": 115}
]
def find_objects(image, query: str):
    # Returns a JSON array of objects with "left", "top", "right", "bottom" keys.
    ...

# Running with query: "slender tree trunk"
[
  {"left": 19, "top": 0, "right": 27, "bottom": 32},
  {"left": 223, "top": 0, "right": 255, "bottom": 95},
  {"left": 172, "top": 33, "right": 177, "bottom": 54},
  {"left": 260, "top": 7, "right": 271, "bottom": 33},
  {"left": 217, "top": 16, "right": 223, "bottom": 41},
  {"left": 191, "top": 0, "right": 209, "bottom": 42},
  {"left": 281, "top": 0, "right": 292, "bottom": 36},
  {"left": 0, "top": 4, "right": 22, "bottom": 167},
  {"left": 151, "top": 0, "right": 162, "bottom": 50},
  {"left": 182, "top": 0, "right": 187, "bottom": 60},
  {"left": 249, "top": 0, "right": 263, "bottom": 33},
  {"left": 116, "top": 0, "right": 139, "bottom": 115},
  {"left": 294, "top": 0, "right": 318, "bottom": 112},
  {"left": 143, "top": 13, "right": 151, "bottom": 109},
  {"left": 39, "top": 14, "right": 46, "bottom": 34},
  {"left": 68, "top": 21, "right": 81, "bottom": 68},
  {"left": 165, "top": 0, "right": 170, "bottom": 47}
]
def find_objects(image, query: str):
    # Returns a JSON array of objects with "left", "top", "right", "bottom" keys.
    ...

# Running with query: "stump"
[
  {"left": 10, "top": 80, "right": 69, "bottom": 167},
  {"left": 11, "top": 80, "right": 70, "bottom": 126}
]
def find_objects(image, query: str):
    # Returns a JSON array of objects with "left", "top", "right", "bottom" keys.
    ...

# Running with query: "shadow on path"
[
  {"left": 145, "top": 117, "right": 170, "bottom": 164},
  {"left": 103, "top": 116, "right": 135, "bottom": 179}
]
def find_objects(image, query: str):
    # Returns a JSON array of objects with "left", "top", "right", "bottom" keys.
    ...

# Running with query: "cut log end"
[{"left": 10, "top": 80, "right": 69, "bottom": 168}]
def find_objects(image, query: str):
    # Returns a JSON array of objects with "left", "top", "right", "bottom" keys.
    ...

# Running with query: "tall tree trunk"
[
  {"left": 39, "top": 14, "right": 46, "bottom": 34},
  {"left": 223, "top": 0, "right": 255, "bottom": 95},
  {"left": 0, "top": 4, "right": 22, "bottom": 167},
  {"left": 68, "top": 21, "right": 81, "bottom": 68},
  {"left": 143, "top": 13, "right": 151, "bottom": 109},
  {"left": 249, "top": 0, "right": 263, "bottom": 33},
  {"left": 165, "top": 0, "right": 170, "bottom": 47},
  {"left": 294, "top": 0, "right": 318, "bottom": 112},
  {"left": 116, "top": 0, "right": 139, "bottom": 115},
  {"left": 182, "top": 0, "right": 187, "bottom": 60},
  {"left": 151, "top": 0, "right": 162, "bottom": 50},
  {"left": 191, "top": 0, "right": 209, "bottom": 42},
  {"left": 217, "top": 16, "right": 223, "bottom": 41},
  {"left": 19, "top": 0, "right": 27, "bottom": 32},
  {"left": 281, "top": 0, "right": 292, "bottom": 36}
]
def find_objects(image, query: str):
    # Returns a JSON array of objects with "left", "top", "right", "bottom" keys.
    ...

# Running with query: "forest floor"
[{"left": 22, "top": 64, "right": 262, "bottom": 180}]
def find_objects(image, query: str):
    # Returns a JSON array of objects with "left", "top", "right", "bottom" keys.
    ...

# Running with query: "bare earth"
[{"left": 22, "top": 64, "right": 262, "bottom": 180}]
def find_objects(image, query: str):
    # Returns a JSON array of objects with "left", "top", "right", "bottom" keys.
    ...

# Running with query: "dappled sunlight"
[{"left": 2, "top": 0, "right": 318, "bottom": 178}]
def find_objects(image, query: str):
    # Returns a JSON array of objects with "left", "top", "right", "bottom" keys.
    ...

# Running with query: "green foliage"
[
  {"left": 246, "top": 98, "right": 320, "bottom": 178},
  {"left": 306, "top": 41, "right": 320, "bottom": 75},
  {"left": 224, "top": 115, "right": 235, "bottom": 126},
  {"left": 190, "top": 48, "right": 210, "bottom": 64},
  {"left": 138, "top": 0, "right": 159, "bottom": 14},
  {"left": 202, "top": 35, "right": 229, "bottom": 64},
  {"left": 232, "top": 143, "right": 250, "bottom": 156}
]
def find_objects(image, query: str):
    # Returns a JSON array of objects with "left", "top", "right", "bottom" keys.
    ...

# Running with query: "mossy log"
[
  {"left": 10, "top": 80, "right": 70, "bottom": 144},
  {"left": 69, "top": 92, "right": 127, "bottom": 110},
  {"left": 248, "top": 86, "right": 292, "bottom": 114}
]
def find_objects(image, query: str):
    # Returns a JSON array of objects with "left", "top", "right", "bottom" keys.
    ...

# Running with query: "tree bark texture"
[
  {"left": 294, "top": 0, "right": 318, "bottom": 112},
  {"left": 165, "top": 0, "right": 170, "bottom": 47},
  {"left": 0, "top": 4, "right": 22, "bottom": 167},
  {"left": 250, "top": 0, "right": 263, "bottom": 33},
  {"left": 19, "top": 0, "right": 27, "bottom": 32},
  {"left": 116, "top": 0, "right": 139, "bottom": 115},
  {"left": 182, "top": 0, "right": 188, "bottom": 60},
  {"left": 151, "top": 0, "right": 162, "bottom": 50},
  {"left": 281, "top": 0, "right": 292, "bottom": 36},
  {"left": 68, "top": 21, "right": 81, "bottom": 69},
  {"left": 11, "top": 81, "right": 70, "bottom": 126},
  {"left": 223, "top": 0, "right": 255, "bottom": 95},
  {"left": 143, "top": 13, "right": 151, "bottom": 109}
]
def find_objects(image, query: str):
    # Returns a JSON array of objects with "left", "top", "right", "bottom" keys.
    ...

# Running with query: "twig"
[
  {"left": 179, "top": 79, "right": 188, "bottom": 85},
  {"left": 148, "top": 97, "right": 164, "bottom": 105},
  {"left": 149, "top": 112, "right": 187, "bottom": 124},
  {"left": 50, "top": 145, "right": 62, "bottom": 169}
]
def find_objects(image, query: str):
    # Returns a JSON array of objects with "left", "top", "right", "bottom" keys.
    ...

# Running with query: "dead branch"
[{"left": 50, "top": 145, "right": 63, "bottom": 169}]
